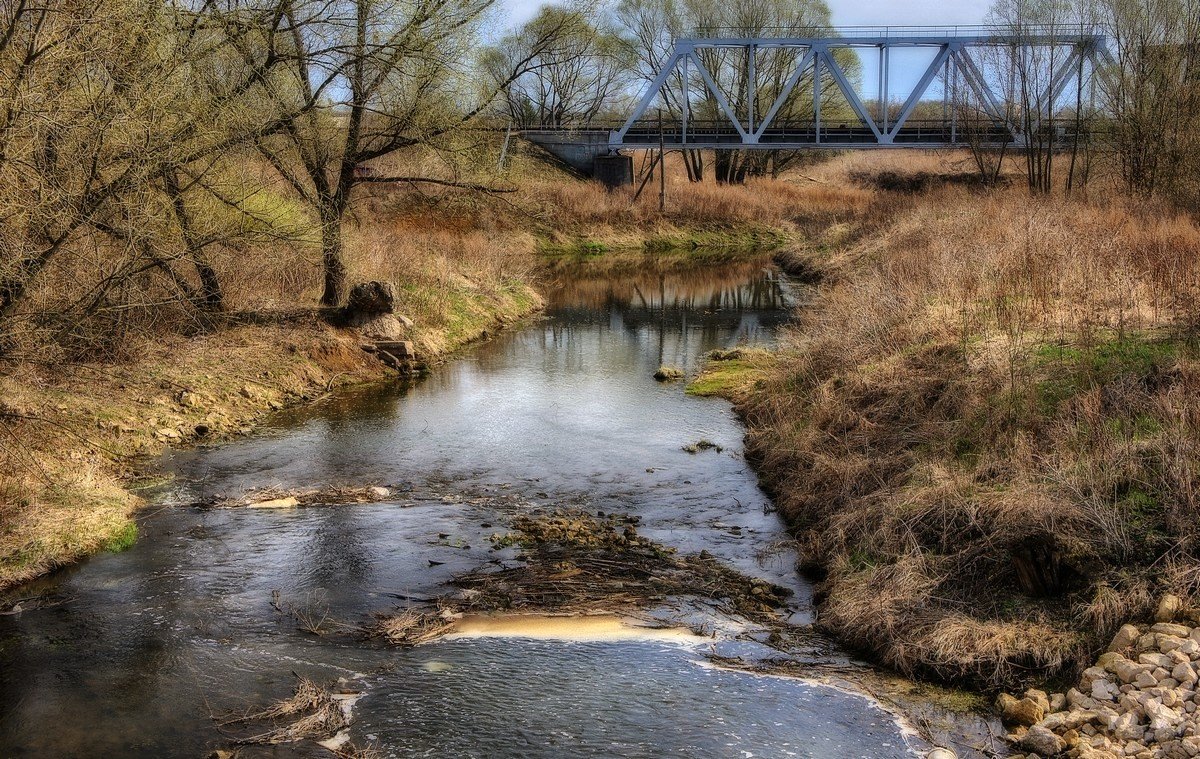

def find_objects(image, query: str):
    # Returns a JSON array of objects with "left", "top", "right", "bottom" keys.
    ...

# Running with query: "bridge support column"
[{"left": 594, "top": 154, "right": 633, "bottom": 190}]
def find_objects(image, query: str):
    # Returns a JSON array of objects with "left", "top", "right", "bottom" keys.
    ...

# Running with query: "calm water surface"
[{"left": 0, "top": 258, "right": 923, "bottom": 758}]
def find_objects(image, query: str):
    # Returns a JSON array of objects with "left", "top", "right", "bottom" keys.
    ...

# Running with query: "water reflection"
[{"left": 0, "top": 258, "right": 918, "bottom": 758}]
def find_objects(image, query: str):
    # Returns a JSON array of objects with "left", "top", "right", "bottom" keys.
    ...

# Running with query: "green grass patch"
[
  {"left": 103, "top": 521, "right": 138, "bottom": 553},
  {"left": 686, "top": 350, "right": 774, "bottom": 399},
  {"left": 1033, "top": 335, "right": 1183, "bottom": 413}
]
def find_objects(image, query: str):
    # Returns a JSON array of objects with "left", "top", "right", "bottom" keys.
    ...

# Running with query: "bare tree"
[
  {"left": 252, "top": 0, "right": 569, "bottom": 307},
  {"left": 1096, "top": 0, "right": 1200, "bottom": 204},
  {"left": 0, "top": 0, "right": 311, "bottom": 336},
  {"left": 485, "top": 5, "right": 634, "bottom": 130}
]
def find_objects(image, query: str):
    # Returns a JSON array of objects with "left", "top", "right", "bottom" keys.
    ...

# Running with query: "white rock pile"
[{"left": 1000, "top": 597, "right": 1200, "bottom": 758}]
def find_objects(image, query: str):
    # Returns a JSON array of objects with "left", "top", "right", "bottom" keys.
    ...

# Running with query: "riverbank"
[
  {"left": 727, "top": 153, "right": 1200, "bottom": 701},
  {"left": 0, "top": 281, "right": 541, "bottom": 591}
]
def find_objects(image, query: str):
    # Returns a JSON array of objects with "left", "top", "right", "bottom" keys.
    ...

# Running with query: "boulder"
[
  {"left": 1158, "top": 595, "right": 1184, "bottom": 623},
  {"left": 343, "top": 282, "right": 414, "bottom": 342},
  {"left": 345, "top": 281, "right": 397, "bottom": 315},
  {"left": 1000, "top": 693, "right": 1046, "bottom": 727},
  {"left": 1020, "top": 725, "right": 1065, "bottom": 756},
  {"left": 1109, "top": 624, "right": 1143, "bottom": 653}
]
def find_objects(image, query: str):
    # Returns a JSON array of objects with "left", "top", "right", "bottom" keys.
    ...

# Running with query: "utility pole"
[{"left": 658, "top": 108, "right": 666, "bottom": 212}]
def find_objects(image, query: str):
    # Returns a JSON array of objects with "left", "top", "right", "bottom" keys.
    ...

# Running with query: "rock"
[
  {"left": 1145, "top": 699, "right": 1184, "bottom": 730},
  {"left": 345, "top": 281, "right": 397, "bottom": 315},
  {"left": 1158, "top": 595, "right": 1184, "bottom": 623},
  {"left": 1041, "top": 710, "right": 1101, "bottom": 731},
  {"left": 1108, "top": 657, "right": 1147, "bottom": 684},
  {"left": 1111, "top": 625, "right": 1143, "bottom": 652},
  {"left": 369, "top": 486, "right": 390, "bottom": 498},
  {"left": 1051, "top": 692, "right": 1068, "bottom": 712},
  {"left": 1135, "top": 670, "right": 1160, "bottom": 689},
  {"left": 654, "top": 365, "right": 685, "bottom": 382},
  {"left": 1021, "top": 725, "right": 1065, "bottom": 756},
  {"left": 1068, "top": 688, "right": 1103, "bottom": 710},
  {"left": 1027, "top": 689, "right": 1053, "bottom": 714},
  {"left": 1173, "top": 662, "right": 1198, "bottom": 686},
  {"left": 926, "top": 749, "right": 957, "bottom": 759},
  {"left": 1092, "top": 679, "right": 1121, "bottom": 702},
  {"left": 1154, "top": 623, "right": 1193, "bottom": 638},
  {"left": 344, "top": 282, "right": 412, "bottom": 341},
  {"left": 1000, "top": 693, "right": 1046, "bottom": 727},
  {"left": 1112, "top": 711, "right": 1144, "bottom": 741},
  {"left": 1140, "top": 653, "right": 1175, "bottom": 670},
  {"left": 355, "top": 313, "right": 410, "bottom": 341},
  {"left": 375, "top": 340, "right": 415, "bottom": 359}
]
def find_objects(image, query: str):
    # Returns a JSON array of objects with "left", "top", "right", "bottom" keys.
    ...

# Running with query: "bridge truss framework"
[{"left": 610, "top": 28, "right": 1116, "bottom": 152}]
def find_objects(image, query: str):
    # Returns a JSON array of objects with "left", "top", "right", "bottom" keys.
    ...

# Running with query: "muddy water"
[{"left": 0, "top": 258, "right": 926, "bottom": 757}]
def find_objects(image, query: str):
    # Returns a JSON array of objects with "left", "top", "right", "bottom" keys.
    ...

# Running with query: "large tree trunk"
[
  {"left": 319, "top": 207, "right": 347, "bottom": 307},
  {"left": 714, "top": 150, "right": 747, "bottom": 184}
]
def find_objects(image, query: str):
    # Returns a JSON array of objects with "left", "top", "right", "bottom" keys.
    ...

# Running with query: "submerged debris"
[
  {"left": 682, "top": 439, "right": 723, "bottom": 454},
  {"left": 369, "top": 510, "right": 793, "bottom": 647},
  {"left": 201, "top": 485, "right": 394, "bottom": 509},
  {"left": 218, "top": 675, "right": 359, "bottom": 747},
  {"left": 371, "top": 608, "right": 459, "bottom": 646}
]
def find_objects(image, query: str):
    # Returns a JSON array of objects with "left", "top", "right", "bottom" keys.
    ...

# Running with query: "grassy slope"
[{"left": 736, "top": 153, "right": 1200, "bottom": 691}]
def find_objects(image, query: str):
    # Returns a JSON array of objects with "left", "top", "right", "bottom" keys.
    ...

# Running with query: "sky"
[
  {"left": 493, "top": 0, "right": 999, "bottom": 102},
  {"left": 496, "top": 0, "right": 995, "bottom": 31}
]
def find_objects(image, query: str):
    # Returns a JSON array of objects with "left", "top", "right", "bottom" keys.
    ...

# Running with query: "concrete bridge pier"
[{"left": 521, "top": 130, "right": 633, "bottom": 189}]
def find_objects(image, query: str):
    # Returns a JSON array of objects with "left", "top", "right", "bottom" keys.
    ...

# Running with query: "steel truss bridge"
[{"left": 611, "top": 26, "right": 1115, "bottom": 151}]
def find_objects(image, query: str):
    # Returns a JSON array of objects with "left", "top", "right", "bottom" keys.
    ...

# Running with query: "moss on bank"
[{"left": 686, "top": 349, "right": 775, "bottom": 399}]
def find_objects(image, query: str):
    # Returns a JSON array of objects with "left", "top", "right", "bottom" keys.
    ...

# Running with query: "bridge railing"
[{"left": 687, "top": 24, "right": 1107, "bottom": 43}]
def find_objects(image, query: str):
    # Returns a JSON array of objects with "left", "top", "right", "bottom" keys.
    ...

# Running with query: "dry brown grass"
[
  {"left": 220, "top": 675, "right": 352, "bottom": 746},
  {"left": 739, "top": 151, "right": 1200, "bottom": 690}
]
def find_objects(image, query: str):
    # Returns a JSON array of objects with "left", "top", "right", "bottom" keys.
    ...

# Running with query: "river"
[{"left": 0, "top": 257, "right": 943, "bottom": 758}]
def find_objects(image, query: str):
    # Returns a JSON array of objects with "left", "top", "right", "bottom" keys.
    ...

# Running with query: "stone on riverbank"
[
  {"left": 343, "top": 281, "right": 414, "bottom": 342},
  {"left": 1002, "top": 599, "right": 1200, "bottom": 758}
]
